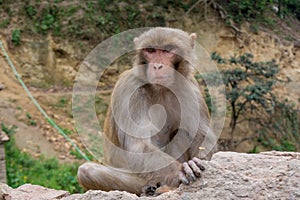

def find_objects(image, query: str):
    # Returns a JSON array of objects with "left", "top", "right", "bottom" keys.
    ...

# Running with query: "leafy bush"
[
  {"left": 36, "top": 5, "right": 61, "bottom": 35},
  {"left": 216, "top": 0, "right": 272, "bottom": 23},
  {"left": 258, "top": 100, "right": 299, "bottom": 151},
  {"left": 279, "top": 0, "right": 300, "bottom": 20},
  {"left": 2, "top": 123, "right": 84, "bottom": 193},
  {"left": 0, "top": 0, "right": 199, "bottom": 44},
  {"left": 11, "top": 29, "right": 21, "bottom": 46},
  {"left": 202, "top": 53, "right": 299, "bottom": 151},
  {"left": 25, "top": 5, "right": 36, "bottom": 19},
  {"left": 217, "top": 0, "right": 300, "bottom": 23}
]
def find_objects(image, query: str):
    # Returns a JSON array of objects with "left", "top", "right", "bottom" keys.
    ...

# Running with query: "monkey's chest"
[{"left": 150, "top": 110, "right": 180, "bottom": 148}]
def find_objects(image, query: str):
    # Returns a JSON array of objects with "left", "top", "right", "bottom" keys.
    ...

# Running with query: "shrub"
[
  {"left": 11, "top": 29, "right": 21, "bottom": 46},
  {"left": 201, "top": 53, "right": 299, "bottom": 151},
  {"left": 2, "top": 123, "right": 84, "bottom": 193}
]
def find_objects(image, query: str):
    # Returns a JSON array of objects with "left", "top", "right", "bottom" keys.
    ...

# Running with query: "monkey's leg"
[{"left": 77, "top": 162, "right": 146, "bottom": 194}]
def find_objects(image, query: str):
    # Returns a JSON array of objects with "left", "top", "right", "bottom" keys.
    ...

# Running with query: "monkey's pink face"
[{"left": 142, "top": 46, "right": 178, "bottom": 86}]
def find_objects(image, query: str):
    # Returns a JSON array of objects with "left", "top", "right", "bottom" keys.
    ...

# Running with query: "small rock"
[
  {"left": 0, "top": 183, "right": 12, "bottom": 198},
  {"left": 10, "top": 184, "right": 69, "bottom": 200},
  {"left": 0, "top": 130, "right": 9, "bottom": 143},
  {"left": 0, "top": 83, "right": 5, "bottom": 91},
  {"left": 64, "top": 143, "right": 71, "bottom": 149}
]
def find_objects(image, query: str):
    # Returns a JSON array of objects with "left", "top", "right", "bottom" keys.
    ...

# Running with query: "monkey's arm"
[{"left": 184, "top": 77, "right": 217, "bottom": 160}]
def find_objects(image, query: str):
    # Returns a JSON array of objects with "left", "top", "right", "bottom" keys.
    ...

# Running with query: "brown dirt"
[{"left": 0, "top": 45, "right": 83, "bottom": 162}]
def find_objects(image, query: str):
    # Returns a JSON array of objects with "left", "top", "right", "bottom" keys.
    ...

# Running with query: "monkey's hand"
[{"left": 179, "top": 157, "right": 205, "bottom": 184}]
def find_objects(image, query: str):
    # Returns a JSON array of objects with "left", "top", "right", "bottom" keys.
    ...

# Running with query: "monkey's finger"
[
  {"left": 192, "top": 157, "right": 205, "bottom": 171},
  {"left": 188, "top": 160, "right": 201, "bottom": 177},
  {"left": 182, "top": 162, "right": 196, "bottom": 182},
  {"left": 179, "top": 171, "right": 189, "bottom": 185}
]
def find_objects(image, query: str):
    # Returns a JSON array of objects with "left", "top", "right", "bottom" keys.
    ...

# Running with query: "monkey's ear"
[
  {"left": 134, "top": 37, "right": 139, "bottom": 46},
  {"left": 190, "top": 33, "right": 197, "bottom": 48}
]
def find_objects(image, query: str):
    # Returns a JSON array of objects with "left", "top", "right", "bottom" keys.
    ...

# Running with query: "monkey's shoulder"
[{"left": 112, "top": 68, "right": 143, "bottom": 96}]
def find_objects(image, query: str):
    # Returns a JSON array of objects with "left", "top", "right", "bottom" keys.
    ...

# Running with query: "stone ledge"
[
  {"left": 0, "top": 130, "right": 9, "bottom": 144},
  {"left": 1, "top": 151, "right": 299, "bottom": 200}
]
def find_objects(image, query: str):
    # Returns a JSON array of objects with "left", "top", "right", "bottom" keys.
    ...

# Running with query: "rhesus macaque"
[{"left": 77, "top": 27, "right": 217, "bottom": 196}]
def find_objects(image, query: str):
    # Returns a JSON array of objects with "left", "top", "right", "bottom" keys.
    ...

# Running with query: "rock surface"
[
  {"left": 1, "top": 151, "right": 299, "bottom": 200},
  {"left": 0, "top": 183, "right": 69, "bottom": 200}
]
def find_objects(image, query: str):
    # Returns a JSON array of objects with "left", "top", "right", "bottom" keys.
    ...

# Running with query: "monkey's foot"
[
  {"left": 141, "top": 184, "right": 157, "bottom": 196},
  {"left": 141, "top": 182, "right": 173, "bottom": 196}
]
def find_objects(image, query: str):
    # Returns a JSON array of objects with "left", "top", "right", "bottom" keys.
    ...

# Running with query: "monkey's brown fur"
[{"left": 77, "top": 27, "right": 217, "bottom": 196}]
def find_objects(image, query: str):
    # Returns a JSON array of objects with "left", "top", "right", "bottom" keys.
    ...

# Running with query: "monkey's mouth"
[{"left": 149, "top": 76, "right": 172, "bottom": 85}]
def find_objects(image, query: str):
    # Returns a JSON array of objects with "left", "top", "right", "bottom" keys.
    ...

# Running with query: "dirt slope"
[{"left": 0, "top": 41, "right": 79, "bottom": 161}]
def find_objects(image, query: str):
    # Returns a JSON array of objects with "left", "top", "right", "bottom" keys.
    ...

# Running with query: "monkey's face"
[
  {"left": 134, "top": 28, "right": 196, "bottom": 86},
  {"left": 142, "top": 45, "right": 180, "bottom": 86}
]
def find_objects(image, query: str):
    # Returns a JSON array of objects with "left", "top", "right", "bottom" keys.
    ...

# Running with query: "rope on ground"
[{"left": 0, "top": 40, "right": 90, "bottom": 161}]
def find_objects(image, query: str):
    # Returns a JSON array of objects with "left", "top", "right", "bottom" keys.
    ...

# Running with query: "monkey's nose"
[{"left": 153, "top": 64, "right": 163, "bottom": 70}]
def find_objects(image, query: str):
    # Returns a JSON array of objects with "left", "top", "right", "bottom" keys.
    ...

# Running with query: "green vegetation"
[
  {"left": 258, "top": 99, "right": 299, "bottom": 151},
  {"left": 2, "top": 123, "right": 84, "bottom": 193},
  {"left": 70, "top": 148, "right": 94, "bottom": 160},
  {"left": 0, "top": 1, "right": 298, "bottom": 45},
  {"left": 26, "top": 112, "right": 37, "bottom": 126},
  {"left": 216, "top": 0, "right": 300, "bottom": 36},
  {"left": 95, "top": 96, "right": 108, "bottom": 115},
  {"left": 11, "top": 29, "right": 21, "bottom": 46},
  {"left": 217, "top": 0, "right": 300, "bottom": 23},
  {"left": 0, "top": 0, "right": 197, "bottom": 45},
  {"left": 61, "top": 127, "right": 73, "bottom": 135},
  {"left": 24, "top": 3, "right": 61, "bottom": 35},
  {"left": 55, "top": 97, "right": 68, "bottom": 108},
  {"left": 202, "top": 53, "right": 299, "bottom": 151},
  {"left": 278, "top": 0, "right": 300, "bottom": 20},
  {"left": 0, "top": 19, "right": 9, "bottom": 28}
]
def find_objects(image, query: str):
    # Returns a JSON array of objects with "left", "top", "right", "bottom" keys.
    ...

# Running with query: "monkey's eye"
[
  {"left": 144, "top": 47, "right": 156, "bottom": 53},
  {"left": 163, "top": 45, "right": 176, "bottom": 52}
]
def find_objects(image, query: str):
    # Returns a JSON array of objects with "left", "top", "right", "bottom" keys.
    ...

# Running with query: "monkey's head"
[{"left": 133, "top": 27, "right": 197, "bottom": 87}]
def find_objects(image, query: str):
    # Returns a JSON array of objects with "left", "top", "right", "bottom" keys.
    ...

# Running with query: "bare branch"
[{"left": 186, "top": 0, "right": 205, "bottom": 15}]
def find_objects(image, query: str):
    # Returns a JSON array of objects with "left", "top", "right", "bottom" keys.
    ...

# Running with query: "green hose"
[{"left": 0, "top": 40, "right": 90, "bottom": 161}]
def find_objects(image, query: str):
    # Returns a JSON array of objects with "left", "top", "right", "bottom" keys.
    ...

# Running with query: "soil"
[{"left": 0, "top": 52, "right": 83, "bottom": 162}]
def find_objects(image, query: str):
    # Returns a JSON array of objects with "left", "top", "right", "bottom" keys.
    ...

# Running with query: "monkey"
[{"left": 77, "top": 27, "right": 217, "bottom": 196}]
